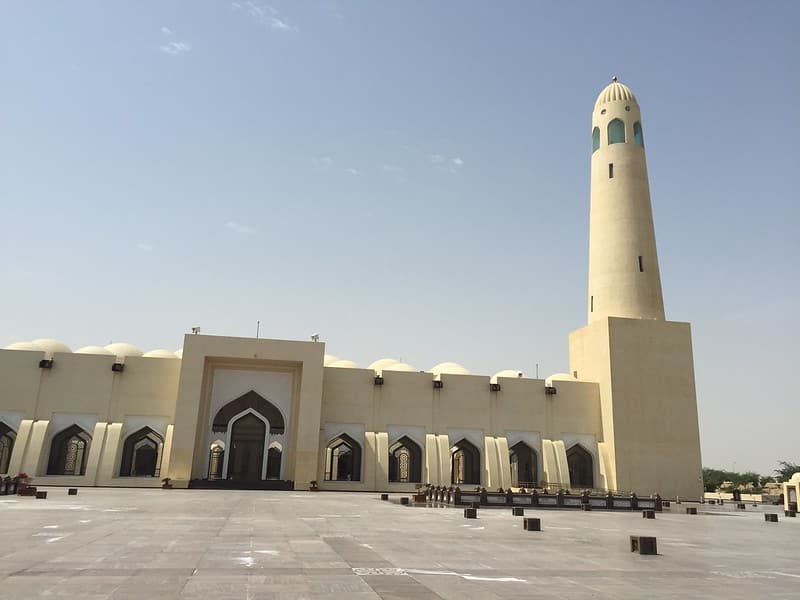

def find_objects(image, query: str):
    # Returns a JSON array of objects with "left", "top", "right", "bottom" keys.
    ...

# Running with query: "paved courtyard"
[{"left": 0, "top": 489, "right": 798, "bottom": 599}]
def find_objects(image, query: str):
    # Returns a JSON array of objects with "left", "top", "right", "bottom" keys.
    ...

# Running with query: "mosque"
[{"left": 0, "top": 79, "right": 703, "bottom": 499}]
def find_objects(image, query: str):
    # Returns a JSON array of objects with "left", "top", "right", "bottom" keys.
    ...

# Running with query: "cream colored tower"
[
  {"left": 588, "top": 77, "right": 664, "bottom": 323},
  {"left": 570, "top": 78, "right": 703, "bottom": 500}
]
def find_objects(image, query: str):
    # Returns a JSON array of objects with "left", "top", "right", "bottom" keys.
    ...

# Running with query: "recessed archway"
[
  {"left": 47, "top": 425, "right": 92, "bottom": 476},
  {"left": 566, "top": 444, "right": 594, "bottom": 489},
  {"left": 119, "top": 427, "right": 163, "bottom": 477},
  {"left": 324, "top": 433, "right": 361, "bottom": 482},
  {"left": 450, "top": 438, "right": 480, "bottom": 486},
  {"left": 0, "top": 422, "right": 16, "bottom": 475},
  {"left": 509, "top": 442, "right": 537, "bottom": 487},
  {"left": 388, "top": 436, "right": 422, "bottom": 483}
]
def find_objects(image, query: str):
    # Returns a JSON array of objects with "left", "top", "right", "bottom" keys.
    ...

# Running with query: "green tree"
[{"left": 774, "top": 461, "right": 800, "bottom": 482}]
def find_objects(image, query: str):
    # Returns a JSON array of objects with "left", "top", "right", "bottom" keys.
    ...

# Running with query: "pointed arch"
[
  {"left": 266, "top": 441, "right": 282, "bottom": 479},
  {"left": 566, "top": 444, "right": 594, "bottom": 489},
  {"left": 450, "top": 438, "right": 480, "bottom": 485},
  {"left": 633, "top": 121, "right": 644, "bottom": 146},
  {"left": 212, "top": 390, "right": 285, "bottom": 434},
  {"left": 608, "top": 118, "right": 625, "bottom": 144},
  {"left": 509, "top": 441, "right": 537, "bottom": 487},
  {"left": 119, "top": 427, "right": 164, "bottom": 477},
  {"left": 592, "top": 127, "right": 600, "bottom": 153},
  {"left": 324, "top": 433, "right": 362, "bottom": 482},
  {"left": 0, "top": 422, "right": 16, "bottom": 475},
  {"left": 47, "top": 425, "right": 92, "bottom": 476},
  {"left": 227, "top": 412, "right": 267, "bottom": 482},
  {"left": 388, "top": 436, "right": 422, "bottom": 483},
  {"left": 208, "top": 440, "right": 225, "bottom": 480}
]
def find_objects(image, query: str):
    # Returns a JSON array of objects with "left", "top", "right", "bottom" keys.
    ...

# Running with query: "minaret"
[{"left": 587, "top": 77, "right": 665, "bottom": 323}]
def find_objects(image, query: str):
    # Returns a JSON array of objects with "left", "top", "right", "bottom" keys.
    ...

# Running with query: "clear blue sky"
[{"left": 1, "top": 1, "right": 798, "bottom": 474}]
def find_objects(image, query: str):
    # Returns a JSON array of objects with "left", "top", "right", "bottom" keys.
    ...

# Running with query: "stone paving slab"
[{"left": 0, "top": 489, "right": 798, "bottom": 599}]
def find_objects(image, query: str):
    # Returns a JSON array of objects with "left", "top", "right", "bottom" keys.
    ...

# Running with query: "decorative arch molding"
[
  {"left": 47, "top": 424, "right": 92, "bottom": 476},
  {"left": 119, "top": 426, "right": 164, "bottom": 477},
  {"left": 388, "top": 435, "right": 423, "bottom": 483},
  {"left": 450, "top": 437, "right": 481, "bottom": 486},
  {"left": 213, "top": 390, "right": 285, "bottom": 434},
  {"left": 222, "top": 407, "right": 271, "bottom": 481},
  {"left": 566, "top": 443, "right": 595, "bottom": 489}
]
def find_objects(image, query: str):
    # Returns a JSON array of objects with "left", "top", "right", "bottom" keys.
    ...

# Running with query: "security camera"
[{"left": 192, "top": 326, "right": 201, "bottom": 335}]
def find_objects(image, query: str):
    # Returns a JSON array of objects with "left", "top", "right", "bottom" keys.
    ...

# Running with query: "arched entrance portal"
[
  {"left": 211, "top": 391, "right": 286, "bottom": 483},
  {"left": 228, "top": 413, "right": 266, "bottom": 482},
  {"left": 509, "top": 442, "right": 537, "bottom": 487},
  {"left": 450, "top": 438, "right": 480, "bottom": 486},
  {"left": 566, "top": 444, "right": 594, "bottom": 489}
]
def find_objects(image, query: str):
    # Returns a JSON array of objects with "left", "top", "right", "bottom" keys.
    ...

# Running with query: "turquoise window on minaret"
[
  {"left": 634, "top": 122, "right": 644, "bottom": 146},
  {"left": 592, "top": 127, "right": 600, "bottom": 153},
  {"left": 608, "top": 119, "right": 625, "bottom": 144}
]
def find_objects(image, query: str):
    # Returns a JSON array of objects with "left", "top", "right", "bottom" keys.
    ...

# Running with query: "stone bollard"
[
  {"left": 523, "top": 517, "right": 541, "bottom": 531},
  {"left": 380, "top": 493, "right": 389, "bottom": 501},
  {"left": 512, "top": 507, "right": 525, "bottom": 516},
  {"left": 785, "top": 510, "right": 796, "bottom": 518},
  {"left": 630, "top": 536, "right": 657, "bottom": 555},
  {"left": 36, "top": 491, "right": 47, "bottom": 500},
  {"left": 400, "top": 497, "right": 410, "bottom": 505},
  {"left": 737, "top": 503, "right": 746, "bottom": 510},
  {"left": 464, "top": 507, "right": 477, "bottom": 519},
  {"left": 686, "top": 507, "right": 697, "bottom": 515},
  {"left": 642, "top": 510, "right": 655, "bottom": 519},
  {"left": 764, "top": 513, "right": 778, "bottom": 523},
  {"left": 68, "top": 488, "right": 78, "bottom": 496}
]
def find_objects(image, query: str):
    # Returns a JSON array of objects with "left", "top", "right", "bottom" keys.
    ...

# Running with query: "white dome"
[
  {"left": 323, "top": 354, "right": 339, "bottom": 366},
  {"left": 545, "top": 372, "right": 576, "bottom": 386},
  {"left": 104, "top": 343, "right": 143, "bottom": 360},
  {"left": 429, "top": 362, "right": 471, "bottom": 377},
  {"left": 490, "top": 369, "right": 524, "bottom": 385},
  {"left": 143, "top": 349, "right": 179, "bottom": 359},
  {"left": 174, "top": 348, "right": 183, "bottom": 359},
  {"left": 4, "top": 341, "right": 41, "bottom": 351},
  {"left": 327, "top": 359, "right": 360, "bottom": 369},
  {"left": 75, "top": 345, "right": 114, "bottom": 355},
  {"left": 790, "top": 472, "right": 800, "bottom": 483},
  {"left": 383, "top": 362, "right": 418, "bottom": 373},
  {"left": 31, "top": 338, "right": 72, "bottom": 355},
  {"left": 594, "top": 77, "right": 637, "bottom": 109},
  {"left": 368, "top": 358, "right": 400, "bottom": 375}
]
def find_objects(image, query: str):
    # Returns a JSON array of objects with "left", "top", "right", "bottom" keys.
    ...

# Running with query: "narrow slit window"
[
  {"left": 608, "top": 163, "right": 613, "bottom": 178},
  {"left": 590, "top": 295, "right": 594, "bottom": 312},
  {"left": 638, "top": 256, "right": 643, "bottom": 272}
]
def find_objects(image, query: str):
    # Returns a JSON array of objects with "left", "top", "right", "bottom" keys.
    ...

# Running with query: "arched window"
[
  {"left": 0, "top": 422, "right": 16, "bottom": 475},
  {"left": 450, "top": 438, "right": 480, "bottom": 485},
  {"left": 119, "top": 427, "right": 163, "bottom": 477},
  {"left": 324, "top": 434, "right": 362, "bottom": 481},
  {"left": 592, "top": 127, "right": 600, "bottom": 153},
  {"left": 388, "top": 436, "right": 422, "bottom": 483},
  {"left": 633, "top": 121, "right": 644, "bottom": 146},
  {"left": 47, "top": 425, "right": 92, "bottom": 476},
  {"left": 566, "top": 444, "right": 594, "bottom": 489},
  {"left": 208, "top": 441, "right": 225, "bottom": 480},
  {"left": 607, "top": 119, "right": 625, "bottom": 144},
  {"left": 509, "top": 442, "right": 537, "bottom": 487},
  {"left": 266, "top": 442, "right": 282, "bottom": 479}
]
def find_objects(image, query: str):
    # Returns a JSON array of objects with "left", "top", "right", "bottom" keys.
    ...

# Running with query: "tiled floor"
[{"left": 0, "top": 489, "right": 797, "bottom": 599}]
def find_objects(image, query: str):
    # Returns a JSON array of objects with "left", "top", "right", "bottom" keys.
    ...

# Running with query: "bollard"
[
  {"left": 708, "top": 499, "right": 716, "bottom": 505},
  {"left": 764, "top": 513, "right": 778, "bottom": 523},
  {"left": 400, "top": 497, "right": 410, "bottom": 505},
  {"left": 785, "top": 510, "right": 796, "bottom": 518},
  {"left": 380, "top": 493, "right": 388, "bottom": 501},
  {"left": 686, "top": 507, "right": 697, "bottom": 515},
  {"left": 642, "top": 510, "right": 655, "bottom": 519},
  {"left": 737, "top": 503, "right": 746, "bottom": 510},
  {"left": 512, "top": 507, "right": 524, "bottom": 516},
  {"left": 36, "top": 491, "right": 47, "bottom": 500},
  {"left": 630, "top": 536, "right": 657, "bottom": 555},
  {"left": 68, "top": 488, "right": 78, "bottom": 496},
  {"left": 523, "top": 517, "right": 541, "bottom": 531},
  {"left": 464, "top": 507, "right": 477, "bottom": 519}
]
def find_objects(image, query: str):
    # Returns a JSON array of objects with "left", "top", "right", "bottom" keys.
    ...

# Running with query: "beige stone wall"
[{"left": 570, "top": 317, "right": 703, "bottom": 499}]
